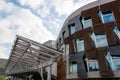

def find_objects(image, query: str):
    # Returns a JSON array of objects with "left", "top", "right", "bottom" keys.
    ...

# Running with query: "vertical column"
[
  {"left": 40, "top": 68, "right": 44, "bottom": 80},
  {"left": 29, "top": 46, "right": 44, "bottom": 80},
  {"left": 47, "top": 65, "right": 52, "bottom": 80}
]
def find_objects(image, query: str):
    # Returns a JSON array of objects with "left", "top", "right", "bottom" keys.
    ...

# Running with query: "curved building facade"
[{"left": 56, "top": 0, "right": 120, "bottom": 79}]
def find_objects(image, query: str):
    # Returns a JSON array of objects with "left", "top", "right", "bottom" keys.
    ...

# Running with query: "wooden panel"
[{"left": 57, "top": 55, "right": 66, "bottom": 80}]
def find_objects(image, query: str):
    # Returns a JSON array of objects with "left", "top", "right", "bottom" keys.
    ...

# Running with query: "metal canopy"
[{"left": 5, "top": 35, "right": 63, "bottom": 80}]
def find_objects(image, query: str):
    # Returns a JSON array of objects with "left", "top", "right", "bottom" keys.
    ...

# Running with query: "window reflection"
[
  {"left": 113, "top": 57, "right": 120, "bottom": 71},
  {"left": 106, "top": 52, "right": 120, "bottom": 71},
  {"left": 98, "top": 10, "right": 115, "bottom": 23},
  {"left": 70, "top": 62, "right": 77, "bottom": 74},
  {"left": 96, "top": 34, "right": 108, "bottom": 47},
  {"left": 90, "top": 32, "right": 108, "bottom": 48},
  {"left": 82, "top": 17, "right": 93, "bottom": 29},
  {"left": 76, "top": 39, "right": 84, "bottom": 52},
  {"left": 86, "top": 58, "right": 99, "bottom": 72},
  {"left": 69, "top": 24, "right": 76, "bottom": 35}
]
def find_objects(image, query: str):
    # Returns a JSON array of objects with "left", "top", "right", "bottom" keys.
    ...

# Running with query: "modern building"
[
  {"left": 5, "top": 35, "right": 62, "bottom": 80},
  {"left": 56, "top": 0, "right": 120, "bottom": 79}
]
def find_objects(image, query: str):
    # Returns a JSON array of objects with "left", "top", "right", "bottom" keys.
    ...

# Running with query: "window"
[
  {"left": 113, "top": 26, "right": 120, "bottom": 39},
  {"left": 106, "top": 52, "right": 114, "bottom": 70},
  {"left": 69, "top": 24, "right": 76, "bottom": 35},
  {"left": 85, "top": 58, "right": 99, "bottom": 72},
  {"left": 98, "top": 10, "right": 115, "bottom": 23},
  {"left": 76, "top": 39, "right": 84, "bottom": 52},
  {"left": 82, "top": 16, "right": 93, "bottom": 29},
  {"left": 106, "top": 52, "right": 120, "bottom": 71},
  {"left": 90, "top": 32, "right": 108, "bottom": 48},
  {"left": 112, "top": 57, "right": 120, "bottom": 71},
  {"left": 62, "top": 31, "right": 66, "bottom": 39},
  {"left": 70, "top": 62, "right": 77, "bottom": 74},
  {"left": 95, "top": 34, "right": 108, "bottom": 48}
]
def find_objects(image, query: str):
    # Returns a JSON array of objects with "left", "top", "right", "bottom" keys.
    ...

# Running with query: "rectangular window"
[
  {"left": 95, "top": 34, "right": 108, "bottom": 48},
  {"left": 98, "top": 10, "right": 115, "bottom": 23},
  {"left": 90, "top": 32, "right": 108, "bottom": 48},
  {"left": 82, "top": 17, "right": 93, "bottom": 29},
  {"left": 76, "top": 39, "right": 84, "bottom": 52},
  {"left": 112, "top": 57, "right": 120, "bottom": 71},
  {"left": 102, "top": 11, "right": 115, "bottom": 23},
  {"left": 86, "top": 58, "right": 99, "bottom": 72},
  {"left": 70, "top": 62, "right": 77, "bottom": 74},
  {"left": 69, "top": 24, "right": 76, "bottom": 35},
  {"left": 62, "top": 31, "right": 66, "bottom": 39},
  {"left": 106, "top": 52, "right": 120, "bottom": 71}
]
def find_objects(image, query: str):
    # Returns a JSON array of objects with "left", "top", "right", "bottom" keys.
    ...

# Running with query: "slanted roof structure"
[{"left": 5, "top": 35, "right": 63, "bottom": 80}]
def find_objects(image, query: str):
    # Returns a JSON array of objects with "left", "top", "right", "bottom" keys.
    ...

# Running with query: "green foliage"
[{"left": 0, "top": 75, "right": 6, "bottom": 80}]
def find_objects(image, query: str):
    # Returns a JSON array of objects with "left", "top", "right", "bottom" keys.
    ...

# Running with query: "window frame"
[
  {"left": 82, "top": 16, "right": 93, "bottom": 29},
  {"left": 69, "top": 24, "right": 76, "bottom": 35},
  {"left": 76, "top": 39, "right": 84, "bottom": 52},
  {"left": 85, "top": 58, "right": 99, "bottom": 72},
  {"left": 106, "top": 52, "right": 120, "bottom": 71},
  {"left": 98, "top": 10, "right": 115, "bottom": 23},
  {"left": 70, "top": 62, "right": 78, "bottom": 74}
]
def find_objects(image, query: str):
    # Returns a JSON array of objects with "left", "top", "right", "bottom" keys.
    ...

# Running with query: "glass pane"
[
  {"left": 72, "top": 64, "right": 77, "bottom": 73},
  {"left": 70, "top": 25, "right": 76, "bottom": 34},
  {"left": 89, "top": 60, "right": 99, "bottom": 71},
  {"left": 105, "top": 52, "right": 114, "bottom": 70},
  {"left": 76, "top": 39, "right": 84, "bottom": 52},
  {"left": 103, "top": 14, "right": 114, "bottom": 23},
  {"left": 113, "top": 57, "right": 120, "bottom": 71},
  {"left": 96, "top": 35, "right": 108, "bottom": 47},
  {"left": 83, "top": 19, "right": 92, "bottom": 28}
]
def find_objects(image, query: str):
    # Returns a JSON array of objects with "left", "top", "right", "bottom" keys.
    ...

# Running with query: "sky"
[{"left": 0, "top": 0, "right": 96, "bottom": 59}]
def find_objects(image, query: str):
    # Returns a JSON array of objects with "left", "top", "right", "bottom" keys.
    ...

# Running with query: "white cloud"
[
  {"left": 0, "top": 0, "right": 98, "bottom": 59},
  {"left": 0, "top": 46, "right": 9, "bottom": 59},
  {"left": 18, "top": 0, "right": 43, "bottom": 9},
  {"left": 51, "top": 0, "right": 74, "bottom": 15},
  {"left": 0, "top": 0, "right": 55, "bottom": 58},
  {"left": 52, "top": 0, "right": 97, "bottom": 16}
]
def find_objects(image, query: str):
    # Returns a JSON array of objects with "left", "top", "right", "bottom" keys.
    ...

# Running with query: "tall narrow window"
[
  {"left": 95, "top": 33, "right": 108, "bottom": 48},
  {"left": 113, "top": 26, "right": 120, "bottom": 39},
  {"left": 69, "top": 24, "right": 76, "bottom": 35},
  {"left": 82, "top": 16, "right": 93, "bottom": 29},
  {"left": 70, "top": 62, "right": 77, "bottom": 74},
  {"left": 76, "top": 39, "right": 84, "bottom": 52},
  {"left": 98, "top": 10, "right": 115, "bottom": 23},
  {"left": 62, "top": 31, "right": 66, "bottom": 40}
]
